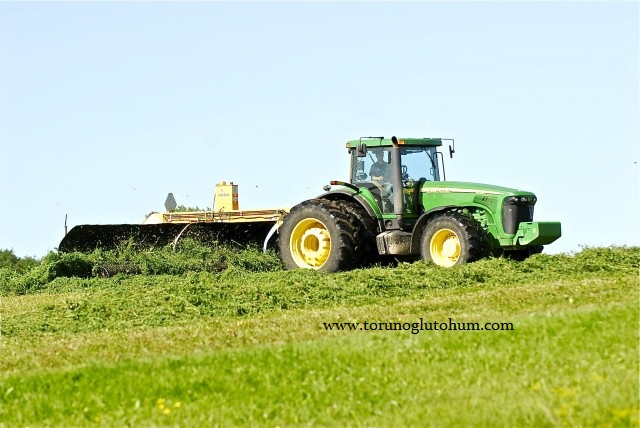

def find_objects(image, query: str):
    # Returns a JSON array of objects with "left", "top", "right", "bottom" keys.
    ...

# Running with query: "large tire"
[
  {"left": 420, "top": 212, "right": 487, "bottom": 267},
  {"left": 333, "top": 199, "right": 379, "bottom": 268},
  {"left": 278, "top": 199, "right": 359, "bottom": 272}
]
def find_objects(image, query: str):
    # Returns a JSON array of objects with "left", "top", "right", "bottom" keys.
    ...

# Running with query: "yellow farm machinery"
[{"left": 59, "top": 182, "right": 288, "bottom": 253}]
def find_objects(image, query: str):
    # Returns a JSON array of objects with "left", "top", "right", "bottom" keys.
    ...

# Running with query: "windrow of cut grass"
[
  {"left": 2, "top": 242, "right": 636, "bottom": 297},
  {"left": 1, "top": 247, "right": 637, "bottom": 338},
  {"left": 0, "top": 240, "right": 281, "bottom": 295}
]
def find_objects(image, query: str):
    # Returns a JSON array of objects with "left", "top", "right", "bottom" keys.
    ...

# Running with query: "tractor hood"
[{"left": 420, "top": 181, "right": 535, "bottom": 197}]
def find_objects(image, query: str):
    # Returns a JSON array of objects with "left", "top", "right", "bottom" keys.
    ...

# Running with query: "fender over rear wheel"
[{"left": 420, "top": 212, "right": 487, "bottom": 267}]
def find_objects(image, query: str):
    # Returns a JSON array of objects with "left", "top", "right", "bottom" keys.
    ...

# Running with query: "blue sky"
[{"left": 1, "top": 1, "right": 638, "bottom": 258}]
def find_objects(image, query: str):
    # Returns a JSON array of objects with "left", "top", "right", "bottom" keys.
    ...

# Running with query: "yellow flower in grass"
[
  {"left": 610, "top": 408, "right": 638, "bottom": 419},
  {"left": 551, "top": 387, "right": 578, "bottom": 398},
  {"left": 156, "top": 398, "right": 182, "bottom": 414},
  {"left": 529, "top": 381, "right": 542, "bottom": 392}
]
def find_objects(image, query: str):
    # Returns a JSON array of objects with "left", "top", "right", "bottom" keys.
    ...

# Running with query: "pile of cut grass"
[
  {"left": 0, "top": 240, "right": 281, "bottom": 295},
  {"left": 2, "top": 247, "right": 637, "bottom": 335}
]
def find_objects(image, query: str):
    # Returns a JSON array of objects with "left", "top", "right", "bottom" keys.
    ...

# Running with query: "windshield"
[
  {"left": 400, "top": 146, "right": 440, "bottom": 182},
  {"left": 351, "top": 146, "right": 440, "bottom": 183}
]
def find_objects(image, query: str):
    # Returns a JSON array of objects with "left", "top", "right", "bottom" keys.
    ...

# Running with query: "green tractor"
[{"left": 277, "top": 136, "right": 561, "bottom": 271}]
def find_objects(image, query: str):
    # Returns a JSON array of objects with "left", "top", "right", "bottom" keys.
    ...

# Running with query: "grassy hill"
[{"left": 1, "top": 246, "right": 638, "bottom": 426}]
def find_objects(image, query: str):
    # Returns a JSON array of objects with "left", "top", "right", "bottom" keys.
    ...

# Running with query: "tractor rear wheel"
[
  {"left": 420, "top": 212, "right": 487, "bottom": 267},
  {"left": 278, "top": 199, "right": 358, "bottom": 272},
  {"left": 334, "top": 199, "right": 379, "bottom": 268}
]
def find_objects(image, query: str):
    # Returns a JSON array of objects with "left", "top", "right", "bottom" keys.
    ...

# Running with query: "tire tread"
[
  {"left": 278, "top": 199, "right": 360, "bottom": 272},
  {"left": 420, "top": 211, "right": 488, "bottom": 266}
]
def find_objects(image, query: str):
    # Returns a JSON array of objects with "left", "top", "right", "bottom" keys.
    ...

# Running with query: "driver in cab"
[{"left": 369, "top": 151, "right": 390, "bottom": 182}]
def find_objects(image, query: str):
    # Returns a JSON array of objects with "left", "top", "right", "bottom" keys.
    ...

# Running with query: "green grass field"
[{"left": 1, "top": 246, "right": 638, "bottom": 426}]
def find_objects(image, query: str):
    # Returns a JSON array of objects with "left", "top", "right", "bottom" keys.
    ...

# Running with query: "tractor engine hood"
[
  {"left": 417, "top": 180, "right": 560, "bottom": 247},
  {"left": 420, "top": 181, "right": 535, "bottom": 198}
]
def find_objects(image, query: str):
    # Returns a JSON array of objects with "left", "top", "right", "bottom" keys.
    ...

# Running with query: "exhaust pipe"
[{"left": 391, "top": 136, "right": 405, "bottom": 229}]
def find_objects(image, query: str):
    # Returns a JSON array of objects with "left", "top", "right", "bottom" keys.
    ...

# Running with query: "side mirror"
[{"left": 356, "top": 143, "right": 367, "bottom": 157}]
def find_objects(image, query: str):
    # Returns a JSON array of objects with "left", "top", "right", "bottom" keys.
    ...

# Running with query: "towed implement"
[
  {"left": 60, "top": 136, "right": 561, "bottom": 272},
  {"left": 59, "top": 182, "right": 288, "bottom": 253}
]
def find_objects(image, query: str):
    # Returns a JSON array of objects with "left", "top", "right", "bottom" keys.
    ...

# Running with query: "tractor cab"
[
  {"left": 350, "top": 143, "right": 442, "bottom": 184},
  {"left": 347, "top": 137, "right": 447, "bottom": 215}
]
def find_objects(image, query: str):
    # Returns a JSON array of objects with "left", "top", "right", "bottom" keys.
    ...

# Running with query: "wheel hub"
[
  {"left": 442, "top": 237, "right": 459, "bottom": 258},
  {"left": 290, "top": 219, "right": 331, "bottom": 268},
  {"left": 430, "top": 228, "right": 461, "bottom": 267}
]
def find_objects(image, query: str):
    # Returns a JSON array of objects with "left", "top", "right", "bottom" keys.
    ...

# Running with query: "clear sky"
[{"left": 1, "top": 1, "right": 638, "bottom": 258}]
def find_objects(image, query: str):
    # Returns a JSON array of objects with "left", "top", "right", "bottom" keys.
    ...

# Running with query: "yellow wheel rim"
[
  {"left": 430, "top": 228, "right": 461, "bottom": 267},
  {"left": 289, "top": 218, "right": 331, "bottom": 269}
]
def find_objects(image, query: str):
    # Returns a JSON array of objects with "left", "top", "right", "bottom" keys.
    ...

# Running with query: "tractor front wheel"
[
  {"left": 278, "top": 199, "right": 358, "bottom": 272},
  {"left": 420, "top": 212, "right": 487, "bottom": 267}
]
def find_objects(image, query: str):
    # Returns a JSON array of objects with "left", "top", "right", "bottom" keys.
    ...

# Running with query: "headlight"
[{"left": 505, "top": 196, "right": 536, "bottom": 204}]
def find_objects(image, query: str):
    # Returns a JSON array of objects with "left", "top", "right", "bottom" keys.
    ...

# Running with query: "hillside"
[{"left": 0, "top": 246, "right": 638, "bottom": 425}]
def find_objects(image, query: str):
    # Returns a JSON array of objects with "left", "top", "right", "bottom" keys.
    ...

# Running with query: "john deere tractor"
[{"left": 277, "top": 136, "right": 561, "bottom": 272}]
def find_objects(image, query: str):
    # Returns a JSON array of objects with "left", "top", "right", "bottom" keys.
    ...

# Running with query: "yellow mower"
[{"left": 59, "top": 182, "right": 289, "bottom": 253}]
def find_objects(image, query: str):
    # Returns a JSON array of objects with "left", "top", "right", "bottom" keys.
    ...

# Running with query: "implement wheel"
[
  {"left": 278, "top": 199, "right": 358, "bottom": 272},
  {"left": 420, "top": 212, "right": 487, "bottom": 267}
]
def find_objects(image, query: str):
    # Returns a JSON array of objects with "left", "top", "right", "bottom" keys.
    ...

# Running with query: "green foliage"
[
  {"left": 0, "top": 249, "right": 39, "bottom": 272},
  {"left": 45, "top": 252, "right": 94, "bottom": 279},
  {"left": 173, "top": 205, "right": 211, "bottom": 212},
  {"left": 0, "top": 265, "right": 49, "bottom": 296},
  {"left": 0, "top": 240, "right": 282, "bottom": 295},
  {"left": 0, "top": 251, "right": 95, "bottom": 295},
  {"left": 135, "top": 240, "right": 280, "bottom": 276}
]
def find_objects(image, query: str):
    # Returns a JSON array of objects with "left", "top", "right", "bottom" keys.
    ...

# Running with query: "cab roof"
[{"left": 346, "top": 137, "right": 443, "bottom": 148}]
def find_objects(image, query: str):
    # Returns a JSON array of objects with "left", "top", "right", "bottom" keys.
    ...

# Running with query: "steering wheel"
[
  {"left": 401, "top": 165, "right": 410, "bottom": 186},
  {"left": 402, "top": 165, "right": 409, "bottom": 178}
]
